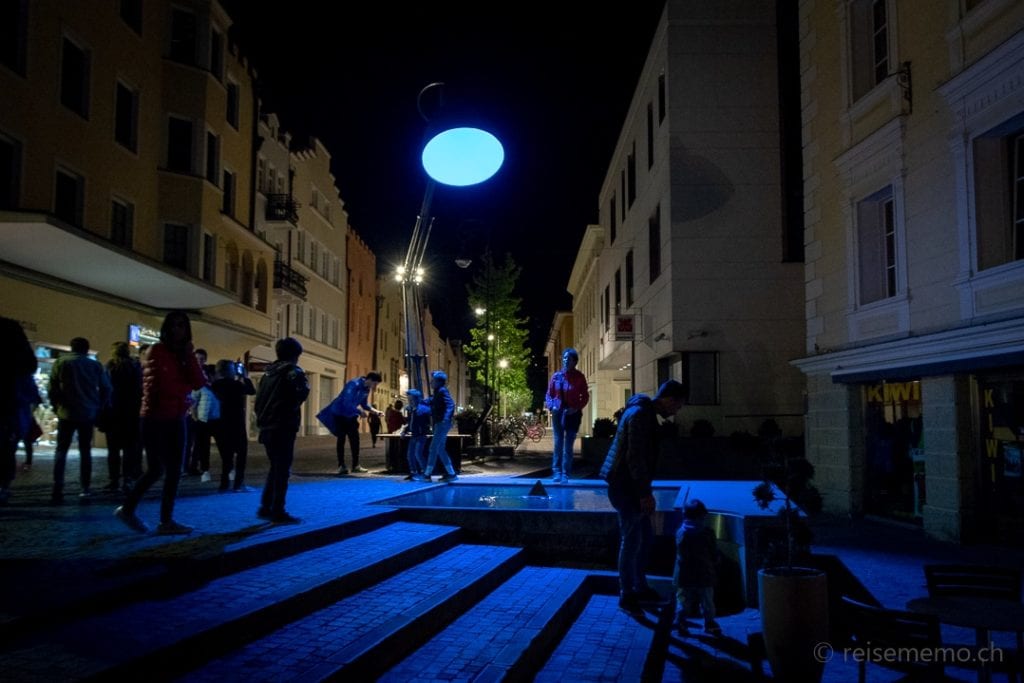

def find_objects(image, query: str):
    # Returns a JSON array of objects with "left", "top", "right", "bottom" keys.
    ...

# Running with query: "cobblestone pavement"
[{"left": 2, "top": 435, "right": 1022, "bottom": 681}]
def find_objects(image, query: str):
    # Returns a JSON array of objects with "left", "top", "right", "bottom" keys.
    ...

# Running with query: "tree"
[{"left": 464, "top": 250, "right": 532, "bottom": 415}]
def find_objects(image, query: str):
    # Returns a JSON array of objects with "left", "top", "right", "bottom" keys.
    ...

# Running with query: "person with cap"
[
  {"left": 421, "top": 370, "right": 457, "bottom": 482},
  {"left": 403, "top": 389, "right": 431, "bottom": 480},
  {"left": 599, "top": 379, "right": 687, "bottom": 614},
  {"left": 673, "top": 498, "right": 722, "bottom": 635}
]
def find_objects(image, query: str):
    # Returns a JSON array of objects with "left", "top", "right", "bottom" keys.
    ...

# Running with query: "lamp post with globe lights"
[{"left": 397, "top": 83, "right": 503, "bottom": 396}]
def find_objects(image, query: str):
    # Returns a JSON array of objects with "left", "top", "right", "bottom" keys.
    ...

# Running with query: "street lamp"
[
  {"left": 398, "top": 83, "right": 504, "bottom": 395},
  {"left": 498, "top": 358, "right": 509, "bottom": 418}
]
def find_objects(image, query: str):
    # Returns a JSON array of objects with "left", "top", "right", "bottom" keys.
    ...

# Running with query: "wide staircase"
[{"left": 1, "top": 514, "right": 677, "bottom": 682}]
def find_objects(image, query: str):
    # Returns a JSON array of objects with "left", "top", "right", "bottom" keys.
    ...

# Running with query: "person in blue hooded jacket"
[{"left": 600, "top": 379, "right": 686, "bottom": 614}]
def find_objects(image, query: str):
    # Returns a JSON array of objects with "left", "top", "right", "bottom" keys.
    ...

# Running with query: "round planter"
[{"left": 758, "top": 567, "right": 829, "bottom": 683}]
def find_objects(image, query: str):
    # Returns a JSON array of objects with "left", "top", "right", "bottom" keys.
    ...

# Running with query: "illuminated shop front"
[
  {"left": 862, "top": 380, "right": 924, "bottom": 522},
  {"left": 974, "top": 374, "right": 1024, "bottom": 543}
]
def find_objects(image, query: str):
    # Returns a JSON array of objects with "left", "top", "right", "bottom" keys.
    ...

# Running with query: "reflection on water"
[{"left": 377, "top": 484, "right": 679, "bottom": 512}]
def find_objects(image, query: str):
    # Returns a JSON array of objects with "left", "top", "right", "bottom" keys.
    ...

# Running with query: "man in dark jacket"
[
  {"left": 600, "top": 379, "right": 686, "bottom": 613},
  {"left": 254, "top": 338, "right": 309, "bottom": 524}
]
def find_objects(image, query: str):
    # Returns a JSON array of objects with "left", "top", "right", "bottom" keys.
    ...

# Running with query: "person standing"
[
  {"left": 0, "top": 317, "right": 38, "bottom": 505},
  {"left": 211, "top": 359, "right": 256, "bottom": 492},
  {"left": 673, "top": 499, "right": 722, "bottom": 635},
  {"left": 253, "top": 338, "right": 309, "bottom": 523},
  {"left": 600, "top": 379, "right": 686, "bottom": 614},
  {"left": 115, "top": 311, "right": 207, "bottom": 534},
  {"left": 104, "top": 341, "right": 142, "bottom": 493},
  {"left": 422, "top": 371, "right": 457, "bottom": 482},
  {"left": 404, "top": 389, "right": 430, "bottom": 480},
  {"left": 385, "top": 399, "right": 405, "bottom": 433},
  {"left": 368, "top": 410, "right": 382, "bottom": 448},
  {"left": 545, "top": 347, "right": 589, "bottom": 484},
  {"left": 48, "top": 337, "right": 112, "bottom": 504},
  {"left": 327, "top": 372, "right": 383, "bottom": 475}
]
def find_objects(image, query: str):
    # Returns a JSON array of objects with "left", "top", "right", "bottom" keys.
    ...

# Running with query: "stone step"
[
  {"left": 179, "top": 543, "right": 526, "bottom": 681},
  {"left": 0, "top": 522, "right": 462, "bottom": 680},
  {"left": 379, "top": 566, "right": 594, "bottom": 682},
  {"left": 0, "top": 506, "right": 401, "bottom": 642}
]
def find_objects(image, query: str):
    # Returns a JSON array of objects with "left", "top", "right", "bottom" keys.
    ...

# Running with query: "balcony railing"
[
  {"left": 273, "top": 259, "right": 307, "bottom": 300},
  {"left": 265, "top": 194, "right": 300, "bottom": 224}
]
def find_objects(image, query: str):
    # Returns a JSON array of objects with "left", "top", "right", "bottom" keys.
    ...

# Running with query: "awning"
[
  {"left": 792, "top": 317, "right": 1024, "bottom": 383},
  {"left": 0, "top": 211, "right": 233, "bottom": 309}
]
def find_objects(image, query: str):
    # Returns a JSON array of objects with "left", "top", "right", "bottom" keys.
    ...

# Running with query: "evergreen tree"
[{"left": 464, "top": 250, "right": 531, "bottom": 415}]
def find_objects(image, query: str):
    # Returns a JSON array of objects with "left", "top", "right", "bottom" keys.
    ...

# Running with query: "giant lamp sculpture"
[{"left": 398, "top": 83, "right": 504, "bottom": 395}]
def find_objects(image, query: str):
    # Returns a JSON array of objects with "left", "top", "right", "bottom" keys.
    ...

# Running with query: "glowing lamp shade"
[{"left": 421, "top": 127, "right": 504, "bottom": 187}]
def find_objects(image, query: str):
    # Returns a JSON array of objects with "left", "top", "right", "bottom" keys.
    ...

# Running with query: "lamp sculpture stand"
[{"left": 396, "top": 82, "right": 504, "bottom": 397}]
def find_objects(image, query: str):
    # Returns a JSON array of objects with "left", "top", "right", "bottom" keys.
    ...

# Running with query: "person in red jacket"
[
  {"left": 545, "top": 347, "right": 589, "bottom": 484},
  {"left": 115, "top": 311, "right": 207, "bottom": 534}
]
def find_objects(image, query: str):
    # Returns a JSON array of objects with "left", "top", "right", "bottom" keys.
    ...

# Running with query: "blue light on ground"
[{"left": 421, "top": 127, "right": 504, "bottom": 186}]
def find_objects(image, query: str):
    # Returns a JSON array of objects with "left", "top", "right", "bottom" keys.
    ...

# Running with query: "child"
[
  {"left": 404, "top": 389, "right": 431, "bottom": 481},
  {"left": 674, "top": 499, "right": 722, "bottom": 635}
]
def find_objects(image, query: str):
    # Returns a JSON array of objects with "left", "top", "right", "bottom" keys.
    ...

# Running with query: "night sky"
[{"left": 222, "top": 2, "right": 666, "bottom": 352}]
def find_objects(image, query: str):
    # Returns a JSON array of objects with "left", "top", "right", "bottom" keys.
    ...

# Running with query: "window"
[
  {"left": 110, "top": 197, "right": 133, "bottom": 247},
  {"left": 54, "top": 167, "right": 83, "bottom": 226},
  {"left": 221, "top": 169, "right": 235, "bottom": 216},
  {"left": 119, "top": 0, "right": 142, "bottom": 34},
  {"left": 856, "top": 186, "right": 897, "bottom": 304},
  {"left": 648, "top": 204, "right": 661, "bottom": 283},
  {"left": 169, "top": 8, "right": 197, "bottom": 64},
  {"left": 163, "top": 223, "right": 189, "bottom": 271},
  {"left": 226, "top": 81, "right": 239, "bottom": 128},
  {"left": 0, "top": 133, "right": 21, "bottom": 209},
  {"left": 658, "top": 72, "right": 666, "bottom": 122},
  {"left": 205, "top": 131, "right": 219, "bottom": 182},
  {"left": 294, "top": 304, "right": 304, "bottom": 335},
  {"left": 609, "top": 195, "right": 617, "bottom": 244},
  {"left": 614, "top": 269, "right": 622, "bottom": 314},
  {"left": 684, "top": 352, "right": 719, "bottom": 405},
  {"left": 114, "top": 81, "right": 138, "bottom": 151},
  {"left": 603, "top": 285, "right": 610, "bottom": 332},
  {"left": 225, "top": 248, "right": 239, "bottom": 292},
  {"left": 974, "top": 121, "right": 1024, "bottom": 270},
  {"left": 209, "top": 28, "right": 223, "bottom": 80},
  {"left": 849, "top": 0, "right": 889, "bottom": 102},
  {"left": 647, "top": 102, "right": 654, "bottom": 169},
  {"left": 625, "top": 250, "right": 634, "bottom": 307},
  {"left": 167, "top": 117, "right": 192, "bottom": 172},
  {"left": 620, "top": 170, "right": 627, "bottom": 220},
  {"left": 256, "top": 156, "right": 265, "bottom": 191},
  {"left": 201, "top": 232, "right": 215, "bottom": 282},
  {"left": 627, "top": 142, "right": 637, "bottom": 207},
  {"left": 310, "top": 241, "right": 319, "bottom": 270},
  {"left": 1, "top": 0, "right": 28, "bottom": 74},
  {"left": 321, "top": 312, "right": 328, "bottom": 343},
  {"left": 60, "top": 37, "right": 90, "bottom": 118},
  {"left": 297, "top": 230, "right": 306, "bottom": 263}
]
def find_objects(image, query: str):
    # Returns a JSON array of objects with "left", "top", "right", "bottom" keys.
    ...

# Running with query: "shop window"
[
  {"left": 119, "top": 0, "right": 142, "bottom": 35},
  {"left": 167, "top": 117, "right": 192, "bottom": 173},
  {"left": 169, "top": 8, "right": 197, "bottom": 65},
  {"left": 848, "top": 0, "right": 890, "bottom": 102},
  {"left": 683, "top": 352, "right": 718, "bottom": 406},
  {"left": 2, "top": 0, "right": 28, "bottom": 75},
  {"left": 60, "top": 36, "right": 90, "bottom": 119},
  {"left": 0, "top": 133, "right": 21, "bottom": 209},
  {"left": 54, "top": 167, "right": 83, "bottom": 226},
  {"left": 114, "top": 81, "right": 138, "bottom": 152},
  {"left": 973, "top": 118, "right": 1024, "bottom": 270},
  {"left": 163, "top": 223, "right": 189, "bottom": 271},
  {"left": 110, "top": 197, "right": 133, "bottom": 247},
  {"left": 648, "top": 204, "right": 661, "bottom": 283},
  {"left": 856, "top": 185, "right": 898, "bottom": 304},
  {"left": 976, "top": 377, "right": 1024, "bottom": 540},
  {"left": 863, "top": 381, "right": 924, "bottom": 522}
]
